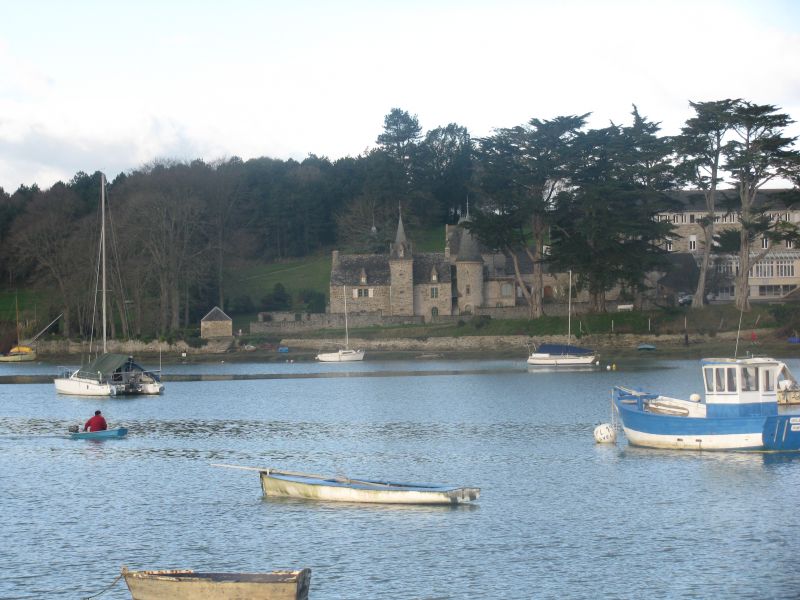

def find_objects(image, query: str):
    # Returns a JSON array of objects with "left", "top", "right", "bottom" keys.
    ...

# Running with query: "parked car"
[{"left": 677, "top": 293, "right": 693, "bottom": 306}]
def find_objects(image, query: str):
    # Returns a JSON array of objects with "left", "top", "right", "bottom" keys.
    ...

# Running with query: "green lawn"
[{"left": 225, "top": 254, "right": 333, "bottom": 306}]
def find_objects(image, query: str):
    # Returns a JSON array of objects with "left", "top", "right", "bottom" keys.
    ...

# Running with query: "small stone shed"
[{"left": 200, "top": 306, "right": 233, "bottom": 338}]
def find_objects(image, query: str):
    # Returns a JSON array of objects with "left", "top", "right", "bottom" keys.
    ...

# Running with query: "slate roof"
[
  {"left": 201, "top": 306, "right": 232, "bottom": 322},
  {"left": 412, "top": 253, "right": 452, "bottom": 283},
  {"left": 331, "top": 253, "right": 452, "bottom": 286},
  {"left": 332, "top": 254, "right": 391, "bottom": 285}
]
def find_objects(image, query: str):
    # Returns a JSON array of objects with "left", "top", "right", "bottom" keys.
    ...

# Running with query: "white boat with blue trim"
[{"left": 613, "top": 357, "right": 800, "bottom": 451}]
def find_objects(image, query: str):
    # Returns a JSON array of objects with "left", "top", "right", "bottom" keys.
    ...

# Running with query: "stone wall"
[{"left": 201, "top": 320, "right": 232, "bottom": 338}]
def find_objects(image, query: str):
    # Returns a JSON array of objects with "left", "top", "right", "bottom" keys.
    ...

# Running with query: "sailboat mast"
[
  {"left": 101, "top": 174, "right": 107, "bottom": 354},
  {"left": 567, "top": 270, "right": 572, "bottom": 344},
  {"left": 343, "top": 285, "right": 349, "bottom": 350}
]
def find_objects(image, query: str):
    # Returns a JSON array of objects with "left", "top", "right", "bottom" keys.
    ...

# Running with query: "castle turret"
[
  {"left": 455, "top": 216, "right": 484, "bottom": 314},
  {"left": 389, "top": 210, "right": 414, "bottom": 316}
]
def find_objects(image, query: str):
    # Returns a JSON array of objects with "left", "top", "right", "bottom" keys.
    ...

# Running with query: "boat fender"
[
  {"left": 594, "top": 423, "right": 616, "bottom": 444},
  {"left": 689, "top": 393, "right": 701, "bottom": 402}
]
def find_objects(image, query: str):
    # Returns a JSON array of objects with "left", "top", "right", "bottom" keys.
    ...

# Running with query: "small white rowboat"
[
  {"left": 122, "top": 567, "right": 310, "bottom": 600},
  {"left": 213, "top": 464, "right": 480, "bottom": 505}
]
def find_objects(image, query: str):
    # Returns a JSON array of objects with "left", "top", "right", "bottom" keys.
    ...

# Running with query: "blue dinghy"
[
  {"left": 69, "top": 427, "right": 128, "bottom": 440},
  {"left": 613, "top": 357, "right": 800, "bottom": 451}
]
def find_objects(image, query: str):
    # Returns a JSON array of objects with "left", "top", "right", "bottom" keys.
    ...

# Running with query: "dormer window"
[
  {"left": 360, "top": 268, "right": 367, "bottom": 285},
  {"left": 431, "top": 268, "right": 438, "bottom": 283}
]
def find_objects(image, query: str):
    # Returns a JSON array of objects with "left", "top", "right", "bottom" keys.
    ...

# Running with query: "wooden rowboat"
[
  {"left": 69, "top": 427, "right": 128, "bottom": 440},
  {"left": 122, "top": 567, "right": 310, "bottom": 600},
  {"left": 213, "top": 464, "right": 480, "bottom": 505}
]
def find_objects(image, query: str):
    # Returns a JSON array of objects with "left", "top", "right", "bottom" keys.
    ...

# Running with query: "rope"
[{"left": 83, "top": 572, "right": 123, "bottom": 599}]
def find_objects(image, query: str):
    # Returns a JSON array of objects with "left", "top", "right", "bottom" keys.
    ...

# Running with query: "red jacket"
[{"left": 84, "top": 415, "right": 108, "bottom": 432}]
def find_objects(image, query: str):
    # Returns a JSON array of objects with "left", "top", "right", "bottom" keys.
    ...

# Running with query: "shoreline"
[{"left": 27, "top": 331, "right": 800, "bottom": 365}]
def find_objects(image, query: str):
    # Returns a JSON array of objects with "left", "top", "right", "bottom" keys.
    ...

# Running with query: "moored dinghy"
[
  {"left": 613, "top": 356, "right": 800, "bottom": 451},
  {"left": 122, "top": 567, "right": 311, "bottom": 600},
  {"left": 214, "top": 464, "right": 480, "bottom": 505}
]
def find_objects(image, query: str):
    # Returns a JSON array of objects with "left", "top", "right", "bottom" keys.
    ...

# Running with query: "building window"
[
  {"left": 776, "top": 259, "right": 794, "bottom": 278},
  {"left": 501, "top": 283, "right": 513, "bottom": 297},
  {"left": 465, "top": 284, "right": 471, "bottom": 295},
  {"left": 690, "top": 213, "right": 695, "bottom": 223},
  {"left": 432, "top": 273, "right": 438, "bottom": 282},
  {"left": 689, "top": 235, "right": 697, "bottom": 251},
  {"left": 357, "top": 288, "right": 373, "bottom": 298},
  {"left": 787, "top": 240, "right": 795, "bottom": 249},
  {"left": 431, "top": 307, "right": 439, "bottom": 318},
  {"left": 761, "top": 236, "right": 769, "bottom": 249},
  {"left": 666, "top": 239, "right": 673, "bottom": 252},
  {"left": 430, "top": 287, "right": 439, "bottom": 299}
]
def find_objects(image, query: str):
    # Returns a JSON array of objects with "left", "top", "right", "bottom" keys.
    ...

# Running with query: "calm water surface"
[{"left": 2, "top": 357, "right": 800, "bottom": 599}]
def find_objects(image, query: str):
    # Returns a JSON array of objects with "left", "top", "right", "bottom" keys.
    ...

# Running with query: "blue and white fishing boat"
[
  {"left": 613, "top": 357, "right": 800, "bottom": 451},
  {"left": 69, "top": 427, "right": 128, "bottom": 440}
]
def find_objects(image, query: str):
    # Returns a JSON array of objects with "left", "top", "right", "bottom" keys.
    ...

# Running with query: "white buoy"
[
  {"left": 689, "top": 393, "right": 701, "bottom": 402},
  {"left": 594, "top": 423, "right": 616, "bottom": 444}
]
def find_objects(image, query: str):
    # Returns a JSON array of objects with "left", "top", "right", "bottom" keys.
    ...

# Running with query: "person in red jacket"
[{"left": 84, "top": 410, "right": 108, "bottom": 432}]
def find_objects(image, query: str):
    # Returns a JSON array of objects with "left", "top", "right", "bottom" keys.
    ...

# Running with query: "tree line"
[{"left": 0, "top": 101, "right": 798, "bottom": 339}]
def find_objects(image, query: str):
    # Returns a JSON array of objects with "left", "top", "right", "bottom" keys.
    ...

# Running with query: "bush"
[
  {"left": 228, "top": 295, "right": 255, "bottom": 314},
  {"left": 261, "top": 283, "right": 292, "bottom": 311},
  {"left": 298, "top": 289, "right": 326, "bottom": 313}
]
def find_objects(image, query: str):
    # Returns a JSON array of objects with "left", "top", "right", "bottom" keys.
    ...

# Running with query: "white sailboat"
[
  {"left": 54, "top": 174, "right": 164, "bottom": 396},
  {"left": 527, "top": 270, "right": 597, "bottom": 367},
  {"left": 316, "top": 285, "right": 365, "bottom": 362}
]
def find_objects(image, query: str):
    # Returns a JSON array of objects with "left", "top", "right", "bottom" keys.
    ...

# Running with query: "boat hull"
[
  {"left": 614, "top": 390, "right": 800, "bottom": 451},
  {"left": 55, "top": 375, "right": 116, "bottom": 396},
  {"left": 527, "top": 354, "right": 596, "bottom": 366},
  {"left": 122, "top": 568, "right": 311, "bottom": 600},
  {"left": 260, "top": 470, "right": 479, "bottom": 505},
  {"left": 0, "top": 349, "right": 37, "bottom": 362},
  {"left": 316, "top": 349, "right": 365, "bottom": 362},
  {"left": 69, "top": 427, "right": 128, "bottom": 440}
]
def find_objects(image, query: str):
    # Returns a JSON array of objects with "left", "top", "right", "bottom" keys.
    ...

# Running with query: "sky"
[{"left": 1, "top": 0, "right": 799, "bottom": 192}]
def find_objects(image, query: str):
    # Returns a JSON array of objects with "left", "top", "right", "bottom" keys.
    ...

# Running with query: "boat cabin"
[{"left": 700, "top": 358, "right": 794, "bottom": 417}]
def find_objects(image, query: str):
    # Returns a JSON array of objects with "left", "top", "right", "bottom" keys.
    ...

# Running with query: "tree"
[
  {"left": 472, "top": 115, "right": 588, "bottom": 318},
  {"left": 414, "top": 123, "right": 473, "bottom": 225},
  {"left": 376, "top": 108, "right": 422, "bottom": 178},
  {"left": 549, "top": 118, "right": 675, "bottom": 312},
  {"left": 676, "top": 100, "right": 737, "bottom": 308},
  {"left": 723, "top": 102, "right": 800, "bottom": 310}
]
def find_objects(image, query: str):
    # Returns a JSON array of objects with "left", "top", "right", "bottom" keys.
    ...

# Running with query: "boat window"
[
  {"left": 741, "top": 367, "right": 759, "bottom": 392},
  {"left": 715, "top": 368, "right": 726, "bottom": 391},
  {"left": 704, "top": 368, "right": 714, "bottom": 393},
  {"left": 764, "top": 369, "right": 774, "bottom": 391},
  {"left": 727, "top": 368, "right": 737, "bottom": 392}
]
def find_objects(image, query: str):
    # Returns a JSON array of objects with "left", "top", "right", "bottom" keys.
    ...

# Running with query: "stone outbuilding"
[{"left": 200, "top": 306, "right": 233, "bottom": 338}]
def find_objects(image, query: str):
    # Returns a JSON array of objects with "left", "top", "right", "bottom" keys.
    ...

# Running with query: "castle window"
[
  {"left": 689, "top": 235, "right": 697, "bottom": 251},
  {"left": 430, "top": 287, "right": 439, "bottom": 299},
  {"left": 666, "top": 238, "right": 673, "bottom": 252},
  {"left": 761, "top": 236, "right": 769, "bottom": 249},
  {"left": 357, "top": 288, "right": 373, "bottom": 298},
  {"left": 360, "top": 269, "right": 367, "bottom": 284}
]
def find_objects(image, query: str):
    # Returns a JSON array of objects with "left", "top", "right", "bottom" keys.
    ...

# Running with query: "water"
[{"left": 2, "top": 357, "right": 800, "bottom": 599}]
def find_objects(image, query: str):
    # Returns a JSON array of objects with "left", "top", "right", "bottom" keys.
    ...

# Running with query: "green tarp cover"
[{"left": 76, "top": 353, "right": 130, "bottom": 380}]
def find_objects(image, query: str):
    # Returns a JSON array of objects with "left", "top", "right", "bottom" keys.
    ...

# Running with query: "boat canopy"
[
  {"left": 76, "top": 353, "right": 154, "bottom": 379},
  {"left": 536, "top": 343, "right": 593, "bottom": 355}
]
